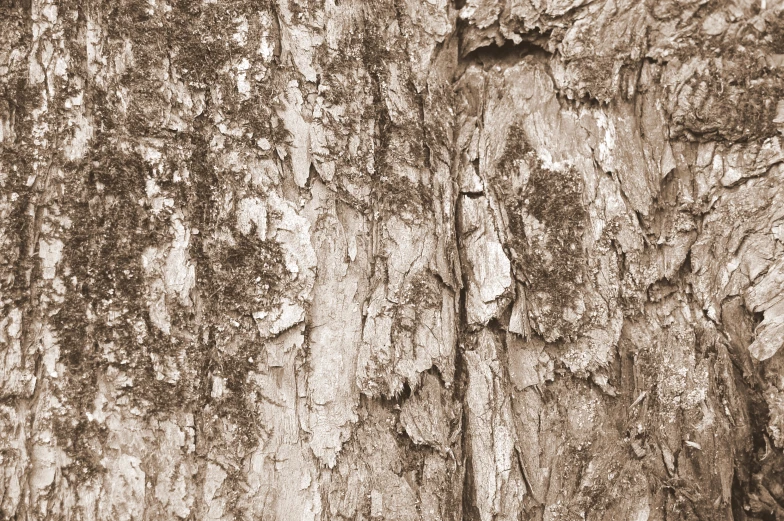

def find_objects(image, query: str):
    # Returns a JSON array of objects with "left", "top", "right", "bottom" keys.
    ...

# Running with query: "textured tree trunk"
[{"left": 2, "top": 0, "right": 784, "bottom": 519}]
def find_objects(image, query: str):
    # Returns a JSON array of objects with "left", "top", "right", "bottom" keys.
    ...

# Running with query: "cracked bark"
[{"left": 2, "top": 0, "right": 784, "bottom": 519}]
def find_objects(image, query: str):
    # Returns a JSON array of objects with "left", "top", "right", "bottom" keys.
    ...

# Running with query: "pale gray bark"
[{"left": 1, "top": 0, "right": 784, "bottom": 520}]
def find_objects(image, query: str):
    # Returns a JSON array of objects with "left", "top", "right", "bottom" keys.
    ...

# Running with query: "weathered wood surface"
[{"left": 1, "top": 0, "right": 784, "bottom": 519}]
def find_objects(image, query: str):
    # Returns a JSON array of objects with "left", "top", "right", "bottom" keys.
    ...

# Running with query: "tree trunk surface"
[{"left": 2, "top": 0, "right": 784, "bottom": 519}]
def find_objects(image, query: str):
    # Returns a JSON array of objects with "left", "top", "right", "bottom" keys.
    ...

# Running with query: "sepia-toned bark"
[{"left": 2, "top": 0, "right": 784, "bottom": 519}]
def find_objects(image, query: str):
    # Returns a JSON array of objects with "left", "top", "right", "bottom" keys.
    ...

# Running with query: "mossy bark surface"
[{"left": 2, "top": 0, "right": 784, "bottom": 520}]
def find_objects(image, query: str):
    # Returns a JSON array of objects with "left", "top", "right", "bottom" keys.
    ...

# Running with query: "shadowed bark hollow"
[{"left": 2, "top": 0, "right": 784, "bottom": 519}]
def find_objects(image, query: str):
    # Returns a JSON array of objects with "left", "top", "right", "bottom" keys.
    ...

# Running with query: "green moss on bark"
[
  {"left": 494, "top": 124, "right": 588, "bottom": 337},
  {"left": 52, "top": 142, "right": 201, "bottom": 471},
  {"left": 200, "top": 324, "right": 263, "bottom": 453}
]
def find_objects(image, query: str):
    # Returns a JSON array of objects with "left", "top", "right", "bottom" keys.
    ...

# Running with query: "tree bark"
[{"left": 1, "top": 0, "right": 784, "bottom": 519}]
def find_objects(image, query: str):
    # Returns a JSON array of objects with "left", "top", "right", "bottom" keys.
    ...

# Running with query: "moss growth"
[
  {"left": 182, "top": 131, "right": 277, "bottom": 455},
  {"left": 365, "top": 26, "right": 433, "bottom": 220},
  {"left": 55, "top": 151, "right": 150, "bottom": 334},
  {"left": 0, "top": 8, "right": 34, "bottom": 307},
  {"left": 52, "top": 142, "right": 204, "bottom": 470},
  {"left": 194, "top": 230, "right": 284, "bottom": 450},
  {"left": 201, "top": 331, "right": 262, "bottom": 452},
  {"left": 103, "top": 0, "right": 284, "bottom": 140},
  {"left": 374, "top": 173, "right": 434, "bottom": 222},
  {"left": 314, "top": 1, "right": 434, "bottom": 218},
  {"left": 666, "top": 14, "right": 784, "bottom": 143},
  {"left": 0, "top": 150, "right": 30, "bottom": 308},
  {"left": 52, "top": 147, "right": 147, "bottom": 472},
  {"left": 495, "top": 124, "right": 587, "bottom": 337},
  {"left": 198, "top": 233, "right": 287, "bottom": 317},
  {"left": 568, "top": 54, "right": 625, "bottom": 103},
  {"left": 404, "top": 271, "right": 443, "bottom": 309},
  {"left": 44, "top": 0, "right": 292, "bottom": 476},
  {"left": 53, "top": 413, "right": 109, "bottom": 478},
  {"left": 770, "top": 15, "right": 784, "bottom": 54},
  {"left": 671, "top": 63, "right": 784, "bottom": 143},
  {"left": 107, "top": 0, "right": 264, "bottom": 79}
]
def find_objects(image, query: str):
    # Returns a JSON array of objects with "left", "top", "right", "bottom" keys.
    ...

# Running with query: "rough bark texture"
[{"left": 2, "top": 0, "right": 784, "bottom": 519}]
